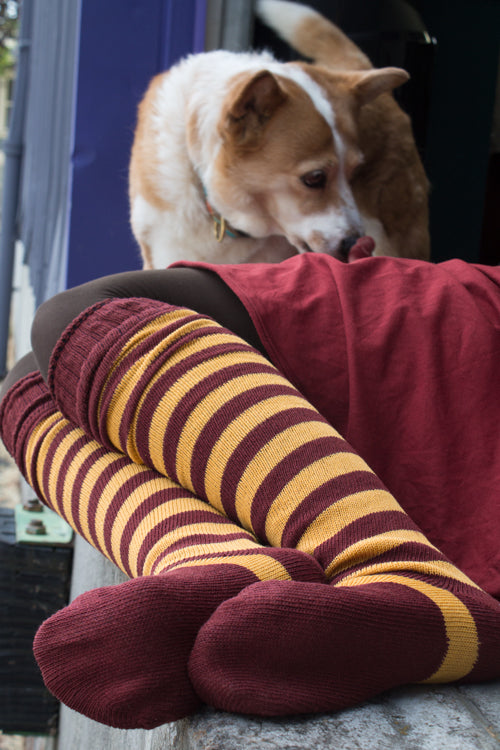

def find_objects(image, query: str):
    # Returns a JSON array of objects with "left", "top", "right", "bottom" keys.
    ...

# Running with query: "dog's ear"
[
  {"left": 349, "top": 67, "right": 410, "bottom": 105},
  {"left": 222, "top": 70, "right": 287, "bottom": 148}
]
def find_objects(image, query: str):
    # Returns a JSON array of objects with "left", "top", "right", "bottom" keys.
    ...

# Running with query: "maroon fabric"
[
  {"left": 33, "top": 566, "right": 259, "bottom": 729},
  {"left": 189, "top": 579, "right": 447, "bottom": 716},
  {"left": 189, "top": 578, "right": 500, "bottom": 717},
  {"left": 174, "top": 255, "right": 500, "bottom": 598}
]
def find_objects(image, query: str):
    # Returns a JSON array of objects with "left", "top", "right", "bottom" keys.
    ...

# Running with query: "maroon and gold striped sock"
[
  {"left": 0, "top": 371, "right": 324, "bottom": 728},
  {"left": 46, "top": 298, "right": 500, "bottom": 716}
]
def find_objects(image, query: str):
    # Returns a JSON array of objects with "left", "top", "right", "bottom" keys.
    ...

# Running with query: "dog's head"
[{"left": 203, "top": 63, "right": 408, "bottom": 260}]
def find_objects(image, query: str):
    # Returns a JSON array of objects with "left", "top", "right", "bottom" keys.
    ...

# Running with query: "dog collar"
[{"left": 203, "top": 187, "right": 249, "bottom": 242}]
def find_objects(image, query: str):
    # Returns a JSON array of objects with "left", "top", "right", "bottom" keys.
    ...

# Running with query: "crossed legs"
[{"left": 1, "top": 267, "right": 500, "bottom": 728}]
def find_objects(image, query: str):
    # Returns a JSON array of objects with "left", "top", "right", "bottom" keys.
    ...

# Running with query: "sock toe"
[
  {"left": 189, "top": 579, "right": 458, "bottom": 717},
  {"left": 34, "top": 565, "right": 262, "bottom": 728}
]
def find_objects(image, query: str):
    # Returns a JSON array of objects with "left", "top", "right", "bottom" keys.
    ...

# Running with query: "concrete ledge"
[{"left": 58, "top": 537, "right": 500, "bottom": 749}]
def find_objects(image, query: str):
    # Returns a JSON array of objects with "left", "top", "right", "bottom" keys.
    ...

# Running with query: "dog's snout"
[{"left": 339, "top": 234, "right": 362, "bottom": 258}]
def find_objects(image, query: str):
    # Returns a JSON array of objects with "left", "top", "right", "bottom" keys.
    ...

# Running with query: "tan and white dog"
[{"left": 129, "top": 0, "right": 430, "bottom": 269}]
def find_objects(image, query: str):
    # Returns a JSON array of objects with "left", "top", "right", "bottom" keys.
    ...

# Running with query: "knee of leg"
[
  {"left": 0, "top": 351, "right": 39, "bottom": 406},
  {"left": 31, "top": 277, "right": 127, "bottom": 375},
  {"left": 30, "top": 290, "right": 80, "bottom": 380}
]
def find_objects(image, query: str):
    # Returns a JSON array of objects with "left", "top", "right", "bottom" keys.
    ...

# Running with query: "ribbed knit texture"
[
  {"left": 3, "top": 296, "right": 500, "bottom": 724},
  {"left": 190, "top": 577, "right": 500, "bottom": 716},
  {"left": 0, "top": 371, "right": 324, "bottom": 728},
  {"left": 46, "top": 298, "right": 500, "bottom": 713}
]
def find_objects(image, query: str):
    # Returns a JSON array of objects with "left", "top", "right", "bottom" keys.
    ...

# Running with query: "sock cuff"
[
  {"left": 0, "top": 370, "right": 54, "bottom": 473},
  {"left": 48, "top": 297, "right": 185, "bottom": 436}
]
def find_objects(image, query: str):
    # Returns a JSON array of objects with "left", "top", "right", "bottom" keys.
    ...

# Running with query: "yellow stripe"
[
  {"left": 87, "top": 463, "right": 153, "bottom": 563},
  {"left": 205, "top": 395, "right": 316, "bottom": 515},
  {"left": 338, "top": 573, "right": 479, "bottom": 682},
  {"left": 144, "top": 534, "right": 261, "bottom": 576},
  {"left": 101, "top": 472, "right": 168, "bottom": 575},
  {"left": 25, "top": 413, "right": 66, "bottom": 496},
  {"left": 73, "top": 451, "right": 129, "bottom": 548},
  {"left": 59, "top": 435, "right": 105, "bottom": 532},
  {"left": 337, "top": 559, "right": 481, "bottom": 589},
  {"left": 99, "top": 310, "right": 252, "bottom": 464},
  {"left": 155, "top": 553, "right": 292, "bottom": 582},
  {"left": 98, "top": 308, "right": 192, "bottom": 450},
  {"left": 147, "top": 346, "right": 268, "bottom": 475},
  {"left": 176, "top": 372, "right": 302, "bottom": 494},
  {"left": 109, "top": 479, "right": 199, "bottom": 574},
  {"left": 126, "top": 497, "right": 236, "bottom": 574},
  {"left": 99, "top": 311, "right": 220, "bottom": 454},
  {"left": 324, "top": 529, "right": 441, "bottom": 578},
  {"left": 101, "top": 308, "right": 200, "bottom": 456},
  {"left": 263, "top": 452, "right": 377, "bottom": 545},
  {"left": 236, "top": 421, "right": 340, "bottom": 536},
  {"left": 295, "top": 488, "right": 403, "bottom": 556},
  {"left": 45, "top": 425, "right": 87, "bottom": 521},
  {"left": 27, "top": 417, "right": 132, "bottom": 569},
  {"left": 103, "top": 325, "right": 262, "bottom": 468},
  {"left": 31, "top": 416, "right": 128, "bottom": 551}
]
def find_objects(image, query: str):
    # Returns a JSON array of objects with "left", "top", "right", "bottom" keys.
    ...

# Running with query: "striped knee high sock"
[
  {"left": 0, "top": 372, "right": 324, "bottom": 728},
  {"left": 46, "top": 298, "right": 500, "bottom": 716}
]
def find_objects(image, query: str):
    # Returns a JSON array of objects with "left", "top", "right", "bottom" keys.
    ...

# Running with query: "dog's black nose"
[{"left": 339, "top": 234, "right": 362, "bottom": 258}]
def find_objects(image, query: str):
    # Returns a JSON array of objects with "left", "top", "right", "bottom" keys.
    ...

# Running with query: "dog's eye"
[{"left": 300, "top": 169, "right": 327, "bottom": 189}]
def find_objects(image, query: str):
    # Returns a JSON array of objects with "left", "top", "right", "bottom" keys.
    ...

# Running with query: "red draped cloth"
[{"left": 175, "top": 255, "right": 500, "bottom": 598}]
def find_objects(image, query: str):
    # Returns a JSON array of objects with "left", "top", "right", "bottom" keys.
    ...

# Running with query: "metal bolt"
[
  {"left": 26, "top": 519, "right": 47, "bottom": 535},
  {"left": 23, "top": 498, "right": 44, "bottom": 512}
]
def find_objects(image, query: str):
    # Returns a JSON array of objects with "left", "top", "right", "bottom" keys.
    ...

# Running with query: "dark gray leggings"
[{"left": 0, "top": 267, "right": 264, "bottom": 402}]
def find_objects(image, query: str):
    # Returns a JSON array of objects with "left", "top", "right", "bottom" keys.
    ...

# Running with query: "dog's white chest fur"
[
  {"left": 130, "top": 51, "right": 301, "bottom": 267},
  {"left": 129, "top": 1, "right": 430, "bottom": 268}
]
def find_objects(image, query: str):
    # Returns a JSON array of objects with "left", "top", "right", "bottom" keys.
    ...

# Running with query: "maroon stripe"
[
  {"left": 107, "top": 313, "right": 213, "bottom": 451},
  {"left": 161, "top": 362, "right": 287, "bottom": 485},
  {"left": 111, "top": 310, "right": 209, "bottom": 379},
  {"left": 282, "top": 472, "right": 386, "bottom": 551},
  {"left": 66, "top": 445, "right": 112, "bottom": 539},
  {"left": 87, "top": 455, "right": 139, "bottom": 557},
  {"left": 329, "top": 541, "right": 451, "bottom": 584},
  {"left": 130, "top": 506, "right": 242, "bottom": 576},
  {"left": 141, "top": 531, "right": 255, "bottom": 576},
  {"left": 188, "top": 385, "right": 307, "bottom": 499},
  {"left": 217, "top": 413, "right": 335, "bottom": 522},
  {"left": 69, "top": 452, "right": 130, "bottom": 552},
  {"left": 96, "top": 471, "right": 171, "bottom": 573},
  {"left": 125, "top": 339, "right": 260, "bottom": 470},
  {"left": 457, "top": 587, "right": 500, "bottom": 682},
  {"left": 39, "top": 421, "right": 82, "bottom": 515},
  {"left": 120, "top": 487, "right": 192, "bottom": 576},
  {"left": 247, "top": 436, "right": 355, "bottom": 542},
  {"left": 13, "top": 397, "right": 59, "bottom": 484},
  {"left": 54, "top": 430, "right": 98, "bottom": 524},
  {"left": 387, "top": 570, "right": 474, "bottom": 591},
  {"left": 155, "top": 530, "right": 255, "bottom": 557},
  {"left": 311, "top": 509, "right": 420, "bottom": 569},
  {"left": 118, "top": 486, "right": 196, "bottom": 558},
  {"left": 153, "top": 547, "right": 270, "bottom": 575},
  {"left": 59, "top": 298, "right": 175, "bottom": 439},
  {"left": 24, "top": 413, "right": 64, "bottom": 507},
  {"left": 280, "top": 472, "right": 390, "bottom": 550}
]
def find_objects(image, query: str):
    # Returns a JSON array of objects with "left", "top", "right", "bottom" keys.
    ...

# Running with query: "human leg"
[
  {"left": 31, "top": 266, "right": 264, "bottom": 380},
  {"left": 0, "top": 367, "right": 324, "bottom": 728},
  {"left": 0, "top": 351, "right": 38, "bottom": 401},
  {"left": 1, "top": 266, "right": 330, "bottom": 728},
  {"left": 191, "top": 572, "right": 500, "bottom": 716},
  {"left": 37, "top": 293, "right": 500, "bottom": 716}
]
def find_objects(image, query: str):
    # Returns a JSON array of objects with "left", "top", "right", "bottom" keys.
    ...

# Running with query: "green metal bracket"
[{"left": 15, "top": 499, "right": 73, "bottom": 546}]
